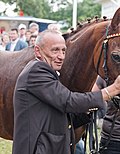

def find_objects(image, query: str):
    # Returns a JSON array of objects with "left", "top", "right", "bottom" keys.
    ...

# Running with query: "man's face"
[
  {"left": 29, "top": 37, "right": 36, "bottom": 46},
  {"left": 36, "top": 33, "right": 66, "bottom": 71},
  {"left": 2, "top": 34, "right": 9, "bottom": 44},
  {"left": 30, "top": 26, "right": 38, "bottom": 34},
  {"left": 19, "top": 28, "right": 26, "bottom": 36},
  {"left": 25, "top": 31, "right": 31, "bottom": 41},
  {"left": 9, "top": 30, "right": 18, "bottom": 41}
]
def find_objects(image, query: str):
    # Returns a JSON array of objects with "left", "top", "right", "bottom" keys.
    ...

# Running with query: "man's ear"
[{"left": 34, "top": 45, "right": 43, "bottom": 60}]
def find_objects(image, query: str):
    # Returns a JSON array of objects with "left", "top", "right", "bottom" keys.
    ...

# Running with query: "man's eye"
[
  {"left": 55, "top": 48, "right": 59, "bottom": 51},
  {"left": 62, "top": 48, "right": 66, "bottom": 53},
  {"left": 51, "top": 48, "right": 59, "bottom": 53},
  {"left": 62, "top": 50, "right": 66, "bottom": 54}
]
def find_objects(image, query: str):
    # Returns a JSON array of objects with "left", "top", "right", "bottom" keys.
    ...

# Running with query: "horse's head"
[
  {"left": 94, "top": 8, "right": 120, "bottom": 85},
  {"left": 109, "top": 8, "right": 120, "bottom": 77}
]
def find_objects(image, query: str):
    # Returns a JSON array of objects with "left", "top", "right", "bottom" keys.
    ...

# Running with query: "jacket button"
[
  {"left": 70, "top": 143, "right": 73, "bottom": 146},
  {"left": 68, "top": 124, "right": 72, "bottom": 129}
]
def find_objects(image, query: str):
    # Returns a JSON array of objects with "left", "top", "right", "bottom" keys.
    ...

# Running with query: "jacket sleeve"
[{"left": 27, "top": 62, "right": 105, "bottom": 113}]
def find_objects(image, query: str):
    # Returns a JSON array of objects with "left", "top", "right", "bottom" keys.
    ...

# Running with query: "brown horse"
[
  {"left": 0, "top": 8, "right": 120, "bottom": 140},
  {"left": 60, "top": 8, "right": 120, "bottom": 92}
]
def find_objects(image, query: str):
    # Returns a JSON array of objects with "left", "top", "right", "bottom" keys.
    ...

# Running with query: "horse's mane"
[{"left": 63, "top": 16, "right": 111, "bottom": 41}]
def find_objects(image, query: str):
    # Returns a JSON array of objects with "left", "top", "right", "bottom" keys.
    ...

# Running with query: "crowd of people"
[
  {"left": 0, "top": 22, "right": 41, "bottom": 51},
  {"left": 0, "top": 22, "right": 62, "bottom": 52}
]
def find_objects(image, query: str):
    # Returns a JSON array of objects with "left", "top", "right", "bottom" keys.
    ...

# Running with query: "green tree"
[
  {"left": 48, "top": 0, "right": 101, "bottom": 27},
  {"left": 77, "top": 0, "right": 101, "bottom": 21},
  {"left": 48, "top": 0, "right": 101, "bottom": 28},
  {"left": 1, "top": 0, "right": 101, "bottom": 27},
  {"left": 2, "top": 0, "right": 51, "bottom": 18},
  {"left": 17, "top": 0, "right": 51, "bottom": 18}
]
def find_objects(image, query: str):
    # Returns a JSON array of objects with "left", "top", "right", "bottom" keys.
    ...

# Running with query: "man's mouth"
[{"left": 55, "top": 62, "right": 63, "bottom": 66}]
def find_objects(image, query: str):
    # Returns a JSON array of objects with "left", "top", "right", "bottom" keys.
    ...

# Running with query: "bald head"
[{"left": 35, "top": 30, "right": 64, "bottom": 47}]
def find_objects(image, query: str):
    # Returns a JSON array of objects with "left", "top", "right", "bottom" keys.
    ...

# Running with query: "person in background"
[
  {"left": 29, "top": 22, "right": 39, "bottom": 35},
  {"left": 75, "top": 138, "right": 85, "bottom": 154},
  {"left": 29, "top": 35, "right": 37, "bottom": 47},
  {"left": 47, "top": 23, "right": 62, "bottom": 35},
  {"left": 12, "top": 30, "right": 120, "bottom": 154},
  {"left": 18, "top": 23, "right": 27, "bottom": 42},
  {"left": 6, "top": 28, "right": 28, "bottom": 51},
  {"left": 25, "top": 30, "right": 32, "bottom": 44},
  {"left": 0, "top": 32, "right": 10, "bottom": 51}
]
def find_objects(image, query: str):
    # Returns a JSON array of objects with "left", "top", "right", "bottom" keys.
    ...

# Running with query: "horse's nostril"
[{"left": 111, "top": 53, "right": 120, "bottom": 63}]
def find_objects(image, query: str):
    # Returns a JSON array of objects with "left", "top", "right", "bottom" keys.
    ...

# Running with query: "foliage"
[
  {"left": 48, "top": 6, "right": 73, "bottom": 27},
  {"left": 77, "top": 0, "right": 101, "bottom": 22},
  {"left": 17, "top": 0, "right": 51, "bottom": 18},
  {"left": 49, "top": 0, "right": 101, "bottom": 27},
  {"left": 1, "top": 0, "right": 51, "bottom": 18},
  {"left": 0, "top": 0, "right": 101, "bottom": 28}
]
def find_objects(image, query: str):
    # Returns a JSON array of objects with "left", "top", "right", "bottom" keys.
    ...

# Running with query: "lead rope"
[
  {"left": 88, "top": 110, "right": 98, "bottom": 154},
  {"left": 83, "top": 110, "right": 98, "bottom": 154}
]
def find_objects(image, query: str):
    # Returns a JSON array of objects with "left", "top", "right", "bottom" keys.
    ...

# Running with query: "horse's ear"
[{"left": 111, "top": 8, "right": 120, "bottom": 30}]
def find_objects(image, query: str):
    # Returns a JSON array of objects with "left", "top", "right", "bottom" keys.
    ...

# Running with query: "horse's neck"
[{"left": 60, "top": 21, "right": 110, "bottom": 92}]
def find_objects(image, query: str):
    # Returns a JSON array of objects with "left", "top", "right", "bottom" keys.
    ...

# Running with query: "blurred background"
[{"left": 0, "top": 0, "right": 119, "bottom": 33}]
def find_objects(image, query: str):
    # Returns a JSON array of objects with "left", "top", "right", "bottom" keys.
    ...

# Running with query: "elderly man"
[
  {"left": 29, "top": 22, "right": 39, "bottom": 35},
  {"left": 12, "top": 30, "right": 120, "bottom": 154}
]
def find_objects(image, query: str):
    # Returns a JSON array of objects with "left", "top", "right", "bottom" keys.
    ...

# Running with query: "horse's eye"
[{"left": 111, "top": 53, "right": 120, "bottom": 63}]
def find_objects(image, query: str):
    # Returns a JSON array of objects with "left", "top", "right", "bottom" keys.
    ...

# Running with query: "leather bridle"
[{"left": 96, "top": 25, "right": 120, "bottom": 85}]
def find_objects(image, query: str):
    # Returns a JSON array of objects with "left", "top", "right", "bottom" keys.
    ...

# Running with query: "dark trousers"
[{"left": 99, "top": 138, "right": 120, "bottom": 154}]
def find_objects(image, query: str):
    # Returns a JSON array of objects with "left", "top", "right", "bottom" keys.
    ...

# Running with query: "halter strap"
[
  {"left": 100, "top": 24, "right": 109, "bottom": 85},
  {"left": 96, "top": 25, "right": 120, "bottom": 85},
  {"left": 106, "top": 32, "right": 120, "bottom": 39}
]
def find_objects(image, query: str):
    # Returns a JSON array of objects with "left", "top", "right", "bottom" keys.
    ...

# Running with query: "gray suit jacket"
[
  {"left": 12, "top": 59, "right": 104, "bottom": 154},
  {"left": 6, "top": 40, "right": 28, "bottom": 51}
]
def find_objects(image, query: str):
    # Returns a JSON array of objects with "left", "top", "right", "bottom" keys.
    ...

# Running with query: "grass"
[{"left": 0, "top": 137, "right": 12, "bottom": 154}]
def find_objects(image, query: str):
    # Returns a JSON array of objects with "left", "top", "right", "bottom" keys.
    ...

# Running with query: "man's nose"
[{"left": 58, "top": 50, "right": 65, "bottom": 59}]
